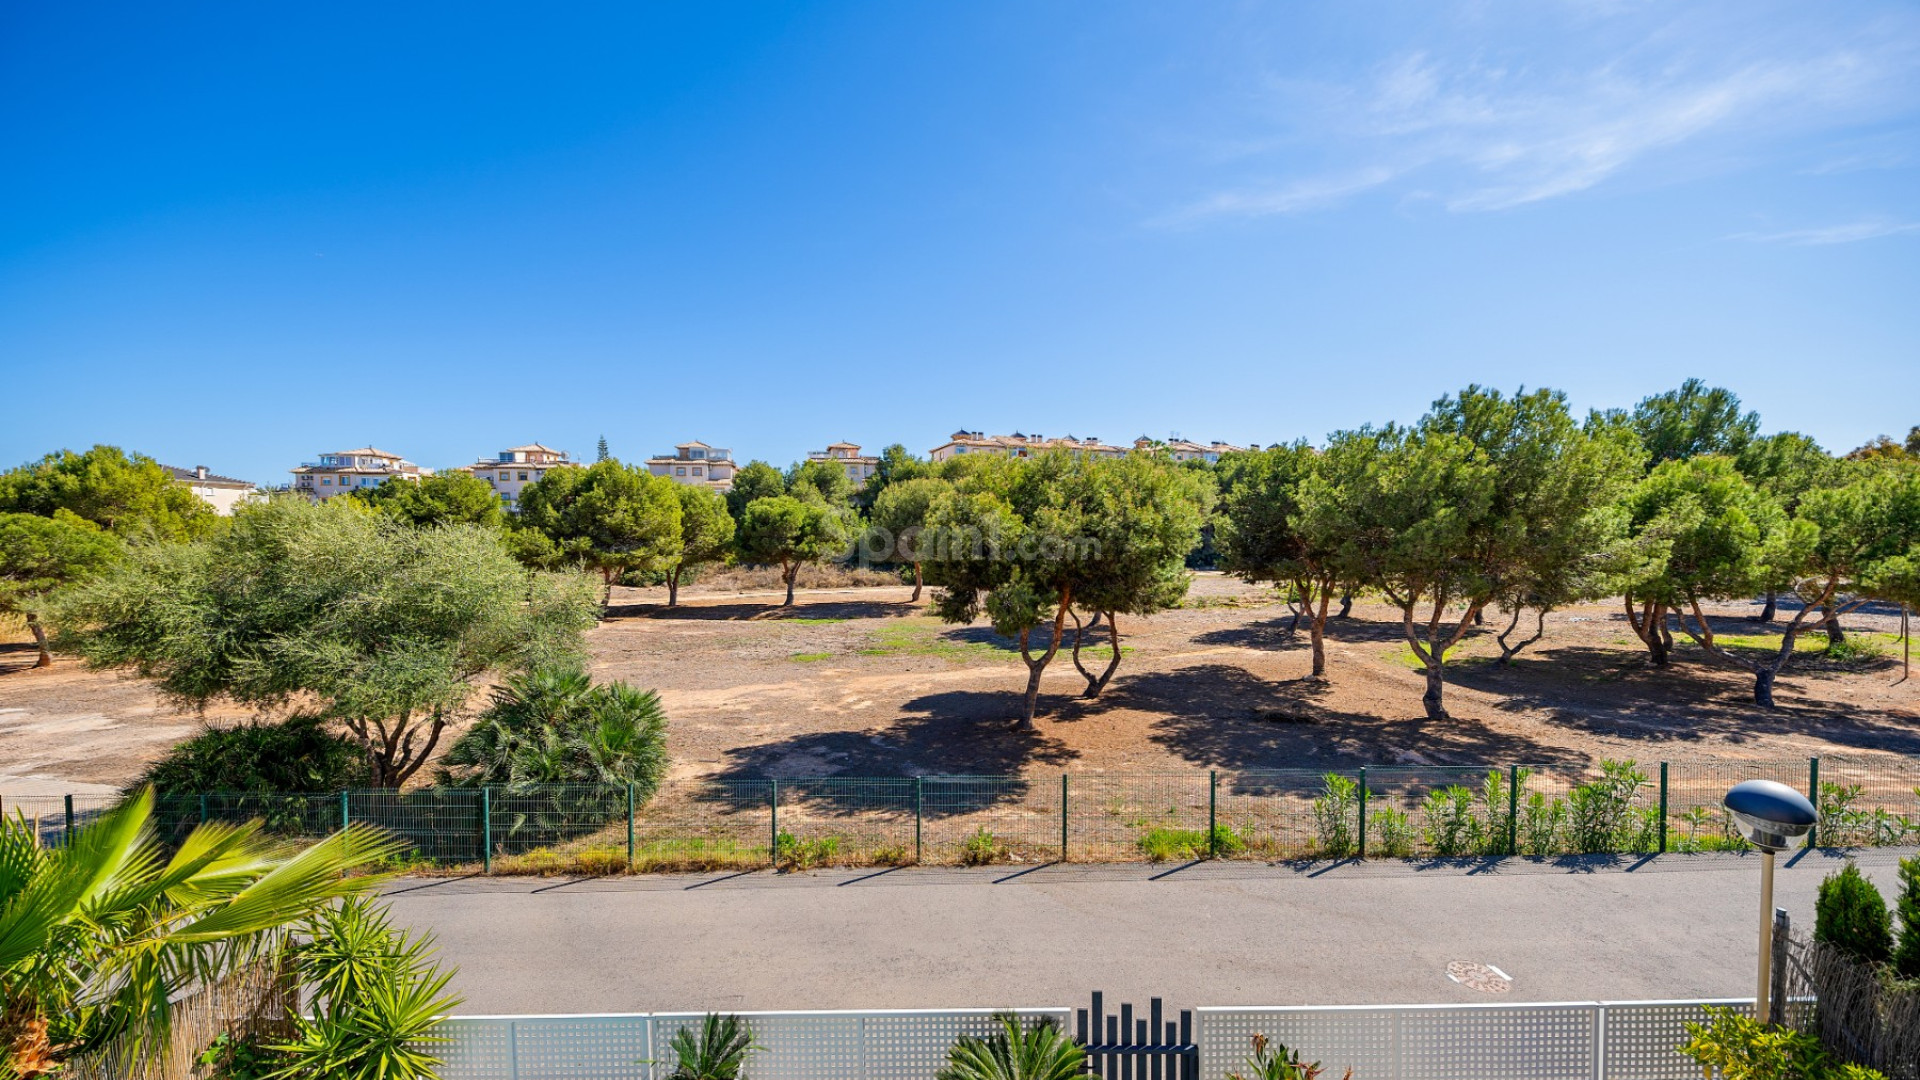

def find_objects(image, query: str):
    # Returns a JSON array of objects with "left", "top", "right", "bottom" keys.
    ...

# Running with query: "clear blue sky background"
[{"left": 4, "top": 1, "right": 1917, "bottom": 485}]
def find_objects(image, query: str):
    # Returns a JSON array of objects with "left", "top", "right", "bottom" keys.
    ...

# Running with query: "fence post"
[
  {"left": 480, "top": 786, "right": 492, "bottom": 875},
  {"left": 1806, "top": 757, "right": 1820, "bottom": 849},
  {"left": 1769, "top": 909, "right": 1791, "bottom": 1026},
  {"left": 1658, "top": 762, "right": 1669, "bottom": 854},
  {"left": 1060, "top": 774, "right": 1070, "bottom": 863},
  {"left": 1357, "top": 767, "right": 1368, "bottom": 860},
  {"left": 914, "top": 776, "right": 924, "bottom": 865},
  {"left": 339, "top": 791, "right": 350, "bottom": 835},
  {"left": 626, "top": 783, "right": 635, "bottom": 869},
  {"left": 1208, "top": 770, "right": 1219, "bottom": 859},
  {"left": 1507, "top": 764, "right": 1519, "bottom": 856},
  {"left": 64, "top": 795, "right": 74, "bottom": 845},
  {"left": 769, "top": 779, "right": 780, "bottom": 870}
]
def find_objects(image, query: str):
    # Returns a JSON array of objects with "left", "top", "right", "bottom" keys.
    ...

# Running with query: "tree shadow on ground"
[
  {"left": 0, "top": 640, "right": 42, "bottom": 676},
  {"left": 1444, "top": 642, "right": 1920, "bottom": 756},
  {"left": 606, "top": 599, "right": 922, "bottom": 622},
  {"left": 705, "top": 690, "right": 1078, "bottom": 816},
  {"left": 1060, "top": 663, "right": 1590, "bottom": 775}
]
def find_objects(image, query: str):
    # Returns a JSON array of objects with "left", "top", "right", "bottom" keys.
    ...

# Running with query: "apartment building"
[
  {"left": 162, "top": 464, "right": 256, "bottom": 515},
  {"left": 646, "top": 441, "right": 738, "bottom": 491},
  {"left": 927, "top": 431, "right": 1127, "bottom": 462},
  {"left": 461, "top": 443, "right": 574, "bottom": 512},
  {"left": 290, "top": 447, "right": 426, "bottom": 499},
  {"left": 1135, "top": 437, "right": 1249, "bottom": 463},
  {"left": 806, "top": 441, "right": 881, "bottom": 483}
]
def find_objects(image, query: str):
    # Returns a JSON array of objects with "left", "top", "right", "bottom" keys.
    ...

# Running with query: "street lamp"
[{"left": 1723, "top": 779, "right": 1818, "bottom": 1022}]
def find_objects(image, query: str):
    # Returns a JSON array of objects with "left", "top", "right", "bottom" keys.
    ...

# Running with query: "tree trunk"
[
  {"left": 1496, "top": 608, "right": 1548, "bottom": 666},
  {"left": 26, "top": 612, "right": 51, "bottom": 668},
  {"left": 1754, "top": 667, "right": 1776, "bottom": 708},
  {"left": 600, "top": 567, "right": 616, "bottom": 608},
  {"left": 1016, "top": 587, "right": 1072, "bottom": 727},
  {"left": 1623, "top": 595, "right": 1671, "bottom": 667},
  {"left": 910, "top": 562, "right": 923, "bottom": 602},
  {"left": 1307, "top": 584, "right": 1330, "bottom": 679},
  {"left": 1756, "top": 590, "right": 1777, "bottom": 623},
  {"left": 1085, "top": 612, "right": 1123, "bottom": 697},
  {"left": 1337, "top": 590, "right": 1353, "bottom": 619},
  {"left": 783, "top": 562, "right": 798, "bottom": 606},
  {"left": 1422, "top": 659, "right": 1447, "bottom": 721},
  {"left": 1821, "top": 604, "right": 1845, "bottom": 646},
  {"left": 667, "top": 562, "right": 681, "bottom": 607}
]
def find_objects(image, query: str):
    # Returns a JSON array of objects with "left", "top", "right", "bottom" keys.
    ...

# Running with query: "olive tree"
[
  {"left": 0, "top": 511, "right": 121, "bottom": 667},
  {"left": 48, "top": 497, "right": 599, "bottom": 787}
]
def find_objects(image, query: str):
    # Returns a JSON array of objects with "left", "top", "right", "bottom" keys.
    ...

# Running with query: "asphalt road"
[{"left": 380, "top": 848, "right": 1916, "bottom": 1015}]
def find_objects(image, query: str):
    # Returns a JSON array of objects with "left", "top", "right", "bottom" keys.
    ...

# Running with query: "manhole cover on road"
[{"left": 1446, "top": 961, "right": 1513, "bottom": 993}]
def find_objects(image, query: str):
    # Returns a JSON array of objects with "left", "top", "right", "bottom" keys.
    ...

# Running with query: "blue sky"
[{"left": 3, "top": 1, "right": 1917, "bottom": 485}]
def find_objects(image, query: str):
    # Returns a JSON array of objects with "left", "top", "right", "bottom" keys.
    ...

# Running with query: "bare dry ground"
[{"left": 3, "top": 572, "right": 1916, "bottom": 796}]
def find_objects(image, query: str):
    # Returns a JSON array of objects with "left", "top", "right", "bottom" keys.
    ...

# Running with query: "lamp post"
[{"left": 1723, "top": 779, "right": 1818, "bottom": 1023}]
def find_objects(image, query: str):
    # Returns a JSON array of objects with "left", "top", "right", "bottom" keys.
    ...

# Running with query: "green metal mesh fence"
[{"left": 9, "top": 755, "right": 1914, "bottom": 870}]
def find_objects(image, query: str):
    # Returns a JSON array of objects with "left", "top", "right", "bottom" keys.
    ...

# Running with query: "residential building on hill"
[
  {"left": 461, "top": 443, "right": 574, "bottom": 512},
  {"left": 290, "top": 447, "right": 426, "bottom": 500},
  {"left": 928, "top": 431, "right": 1126, "bottom": 462},
  {"left": 162, "top": 464, "right": 256, "bottom": 515},
  {"left": 806, "top": 442, "right": 881, "bottom": 483},
  {"left": 647, "top": 441, "right": 737, "bottom": 491},
  {"left": 1134, "top": 437, "right": 1248, "bottom": 463}
]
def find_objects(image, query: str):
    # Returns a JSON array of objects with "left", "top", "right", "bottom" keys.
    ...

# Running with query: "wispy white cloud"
[
  {"left": 1729, "top": 220, "right": 1920, "bottom": 245},
  {"left": 1166, "top": 6, "right": 1920, "bottom": 223}
]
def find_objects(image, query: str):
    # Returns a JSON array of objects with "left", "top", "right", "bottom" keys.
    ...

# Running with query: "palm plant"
[
  {"left": 0, "top": 788, "right": 399, "bottom": 1079},
  {"left": 265, "top": 898, "right": 462, "bottom": 1080},
  {"left": 936, "top": 1013, "right": 1085, "bottom": 1080},
  {"left": 666, "top": 1013, "right": 758, "bottom": 1080},
  {"left": 437, "top": 664, "right": 668, "bottom": 794}
]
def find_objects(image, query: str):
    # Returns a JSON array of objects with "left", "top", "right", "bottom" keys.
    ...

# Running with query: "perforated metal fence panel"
[{"left": 1600, "top": 1000, "right": 1752, "bottom": 1079}]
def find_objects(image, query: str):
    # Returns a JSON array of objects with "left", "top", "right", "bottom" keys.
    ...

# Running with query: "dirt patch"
[{"left": 4, "top": 573, "right": 1916, "bottom": 795}]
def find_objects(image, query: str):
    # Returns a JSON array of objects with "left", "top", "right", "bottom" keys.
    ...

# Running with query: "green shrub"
[
  {"left": 1566, "top": 760, "right": 1646, "bottom": 853},
  {"left": 1893, "top": 855, "right": 1920, "bottom": 980},
  {"left": 1373, "top": 804, "right": 1414, "bottom": 858},
  {"left": 1816, "top": 862, "right": 1893, "bottom": 967},
  {"left": 666, "top": 1014, "right": 758, "bottom": 1080},
  {"left": 936, "top": 1013, "right": 1084, "bottom": 1080},
  {"left": 134, "top": 715, "right": 371, "bottom": 794},
  {"left": 960, "top": 828, "right": 1002, "bottom": 866},
  {"left": 775, "top": 831, "right": 841, "bottom": 870},
  {"left": 1313, "top": 774, "right": 1356, "bottom": 857},
  {"left": 1479, "top": 768, "right": 1525, "bottom": 855},
  {"left": 1679, "top": 1005, "right": 1887, "bottom": 1079},
  {"left": 1420, "top": 785, "right": 1484, "bottom": 857},
  {"left": 1137, "top": 825, "right": 1245, "bottom": 862},
  {"left": 1520, "top": 791, "right": 1566, "bottom": 855}
]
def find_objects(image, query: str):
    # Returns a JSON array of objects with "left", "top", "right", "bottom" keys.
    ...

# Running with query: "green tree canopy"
[
  {"left": 1217, "top": 442, "right": 1343, "bottom": 676},
  {"left": 736, "top": 495, "right": 850, "bottom": 606},
  {"left": 47, "top": 497, "right": 599, "bottom": 786},
  {"left": 1628, "top": 379, "right": 1759, "bottom": 468},
  {"left": 725, "top": 461, "right": 785, "bottom": 518},
  {"left": 0, "top": 445, "right": 219, "bottom": 540},
  {"left": 859, "top": 443, "right": 933, "bottom": 508},
  {"left": 515, "top": 460, "right": 683, "bottom": 604},
  {"left": 786, "top": 457, "right": 857, "bottom": 507},
  {"left": 868, "top": 476, "right": 952, "bottom": 601},
  {"left": 664, "top": 482, "right": 735, "bottom": 606},
  {"left": 0, "top": 510, "right": 121, "bottom": 668},
  {"left": 354, "top": 470, "right": 505, "bottom": 528}
]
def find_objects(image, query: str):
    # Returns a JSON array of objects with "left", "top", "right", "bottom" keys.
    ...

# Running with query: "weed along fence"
[
  {"left": 411, "top": 998, "right": 1756, "bottom": 1080},
  {"left": 9, "top": 755, "right": 1919, "bottom": 869}
]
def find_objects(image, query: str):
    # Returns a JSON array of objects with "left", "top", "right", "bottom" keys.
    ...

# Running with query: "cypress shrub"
[
  {"left": 1816, "top": 862, "right": 1893, "bottom": 967},
  {"left": 1893, "top": 855, "right": 1920, "bottom": 980}
]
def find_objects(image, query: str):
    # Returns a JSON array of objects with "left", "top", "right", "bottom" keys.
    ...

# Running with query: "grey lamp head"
[{"left": 1723, "top": 779, "right": 1818, "bottom": 852}]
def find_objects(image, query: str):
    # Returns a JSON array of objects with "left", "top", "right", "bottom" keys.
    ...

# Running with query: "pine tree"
[{"left": 596, "top": 435, "right": 610, "bottom": 462}]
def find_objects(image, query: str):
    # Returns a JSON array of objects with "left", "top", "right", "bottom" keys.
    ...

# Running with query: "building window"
[
  {"left": 518, "top": 471, "right": 528, "bottom": 481},
  {"left": 499, "top": 472, "right": 510, "bottom": 480},
  {"left": 676, "top": 467, "right": 687, "bottom": 476},
  {"left": 690, "top": 450, "right": 705, "bottom": 459},
  {"left": 692, "top": 467, "right": 703, "bottom": 476}
]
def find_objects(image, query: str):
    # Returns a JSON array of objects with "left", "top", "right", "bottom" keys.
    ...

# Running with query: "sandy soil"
[{"left": 3, "top": 572, "right": 1916, "bottom": 796}]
